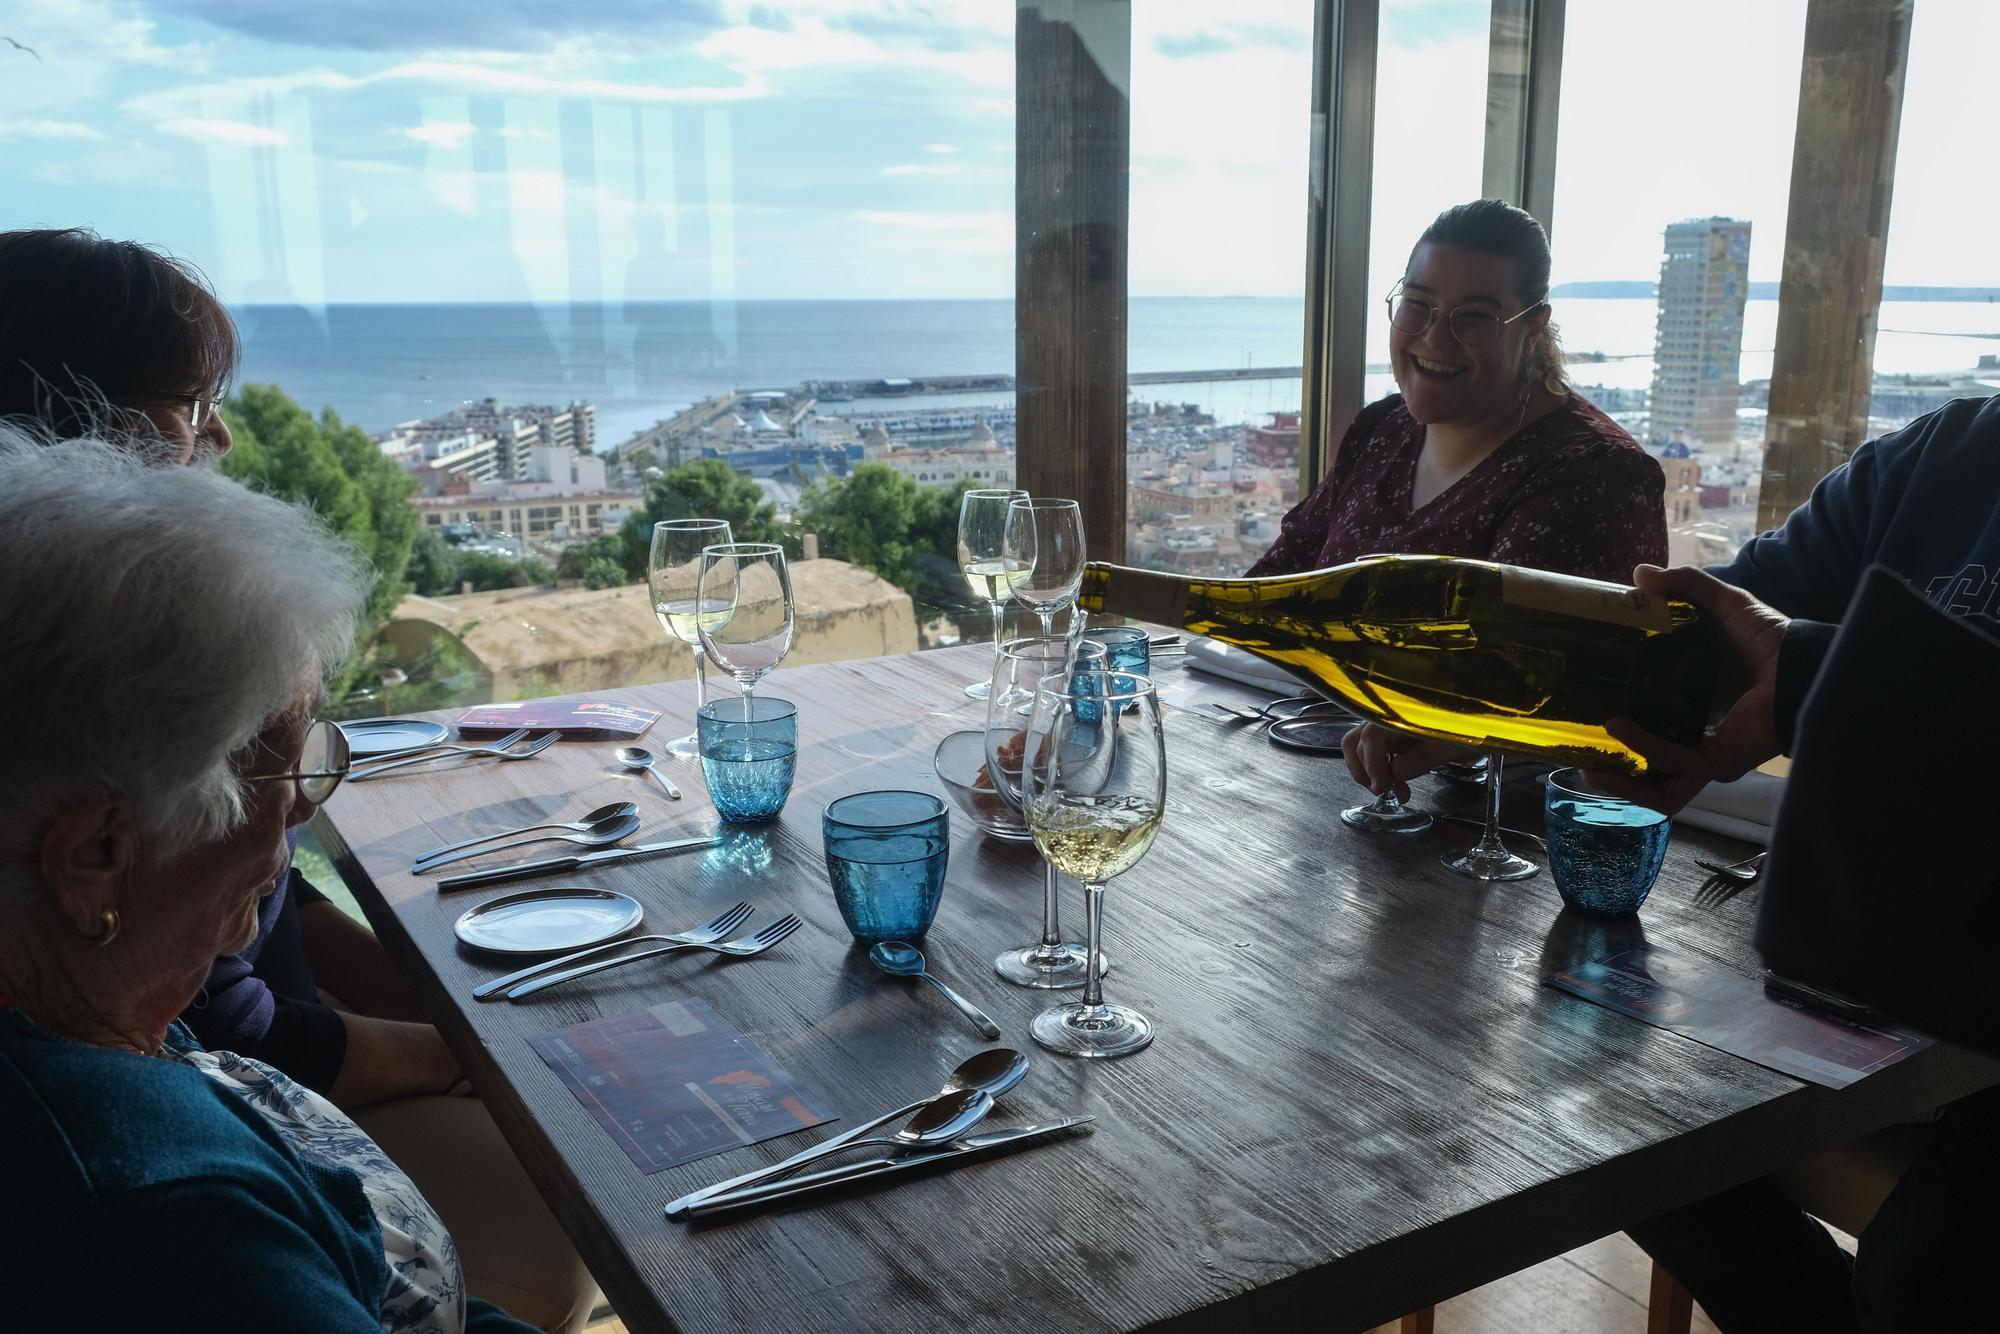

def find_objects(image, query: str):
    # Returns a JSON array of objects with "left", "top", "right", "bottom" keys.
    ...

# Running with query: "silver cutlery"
[
  {"left": 869, "top": 940, "right": 1001, "bottom": 1039},
  {"left": 350, "top": 730, "right": 557, "bottom": 781},
  {"left": 413, "top": 812, "right": 641, "bottom": 873},
  {"left": 502, "top": 915, "right": 803, "bottom": 999},
  {"left": 1199, "top": 696, "right": 1336, "bottom": 727},
  {"left": 349, "top": 727, "right": 528, "bottom": 769},
  {"left": 435, "top": 834, "right": 722, "bottom": 892},
  {"left": 1694, "top": 850, "right": 1766, "bottom": 882},
  {"left": 472, "top": 901, "right": 753, "bottom": 1000},
  {"left": 680, "top": 1116, "right": 1095, "bottom": 1219},
  {"left": 415, "top": 800, "right": 638, "bottom": 866},
  {"left": 665, "top": 1048, "right": 1030, "bottom": 1216},
  {"left": 616, "top": 744, "right": 681, "bottom": 801}
]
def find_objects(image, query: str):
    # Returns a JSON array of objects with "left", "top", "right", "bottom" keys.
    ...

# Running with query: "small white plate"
[
  {"left": 454, "top": 888, "right": 643, "bottom": 955},
  {"left": 339, "top": 718, "right": 451, "bottom": 757}
]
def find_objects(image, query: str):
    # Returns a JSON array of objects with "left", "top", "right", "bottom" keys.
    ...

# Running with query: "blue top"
[
  {"left": 0, "top": 1011, "right": 530, "bottom": 1331},
  {"left": 1711, "top": 394, "right": 2000, "bottom": 618}
]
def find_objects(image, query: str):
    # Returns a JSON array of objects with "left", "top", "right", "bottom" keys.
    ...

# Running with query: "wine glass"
[
  {"left": 696, "top": 543, "right": 795, "bottom": 714},
  {"left": 1441, "top": 751, "right": 1539, "bottom": 881},
  {"left": 957, "top": 487, "right": 1029, "bottom": 699},
  {"left": 649, "top": 518, "right": 733, "bottom": 758},
  {"left": 1005, "top": 498, "right": 1086, "bottom": 638},
  {"left": 1022, "top": 668, "right": 1165, "bottom": 1058},
  {"left": 1341, "top": 789, "right": 1432, "bottom": 834},
  {"left": 985, "top": 635, "right": 1109, "bottom": 990}
]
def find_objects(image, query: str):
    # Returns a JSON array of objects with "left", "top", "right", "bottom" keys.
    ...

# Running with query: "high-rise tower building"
[{"left": 1646, "top": 217, "right": 1751, "bottom": 453}]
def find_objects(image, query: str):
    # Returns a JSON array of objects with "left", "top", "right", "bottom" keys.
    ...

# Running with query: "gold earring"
[{"left": 83, "top": 908, "right": 120, "bottom": 948}]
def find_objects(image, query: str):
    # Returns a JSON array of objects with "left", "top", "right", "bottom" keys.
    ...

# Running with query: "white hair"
[{"left": 0, "top": 430, "right": 373, "bottom": 877}]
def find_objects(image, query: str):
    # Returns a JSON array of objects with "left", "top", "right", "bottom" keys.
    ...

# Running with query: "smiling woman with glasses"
[{"left": 1247, "top": 199, "right": 1668, "bottom": 808}]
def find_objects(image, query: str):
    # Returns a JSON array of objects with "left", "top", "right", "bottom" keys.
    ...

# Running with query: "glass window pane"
[
  {"left": 1127, "top": 1, "right": 1312, "bottom": 574},
  {"left": 8, "top": 4, "right": 1016, "bottom": 710},
  {"left": 1549, "top": 0, "right": 1809, "bottom": 565}
]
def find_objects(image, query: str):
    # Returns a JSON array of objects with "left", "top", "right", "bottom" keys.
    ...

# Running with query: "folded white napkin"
[
  {"left": 1674, "top": 768, "right": 1786, "bottom": 845},
  {"left": 1181, "top": 636, "right": 1318, "bottom": 695}
]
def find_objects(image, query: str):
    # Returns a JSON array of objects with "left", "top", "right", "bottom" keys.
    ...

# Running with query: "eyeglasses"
[
  {"left": 164, "top": 394, "right": 223, "bottom": 430},
  {"left": 1385, "top": 285, "right": 1545, "bottom": 346},
  {"left": 244, "top": 719, "right": 350, "bottom": 807}
]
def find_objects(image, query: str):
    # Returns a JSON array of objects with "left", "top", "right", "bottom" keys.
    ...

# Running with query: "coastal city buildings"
[
  {"left": 375, "top": 399, "right": 597, "bottom": 483},
  {"left": 1646, "top": 218, "right": 1752, "bottom": 455},
  {"left": 409, "top": 442, "right": 641, "bottom": 542}
]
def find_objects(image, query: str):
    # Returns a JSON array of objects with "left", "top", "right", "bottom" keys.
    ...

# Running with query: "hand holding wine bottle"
[{"left": 1593, "top": 564, "right": 1789, "bottom": 813}]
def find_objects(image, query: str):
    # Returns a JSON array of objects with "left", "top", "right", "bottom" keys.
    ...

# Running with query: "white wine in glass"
[
  {"left": 649, "top": 519, "right": 733, "bottom": 758},
  {"left": 1023, "top": 668, "right": 1165, "bottom": 1058},
  {"left": 957, "top": 488, "right": 1029, "bottom": 698}
]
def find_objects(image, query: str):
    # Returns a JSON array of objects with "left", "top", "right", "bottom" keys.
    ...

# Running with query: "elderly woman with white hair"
[{"left": 0, "top": 436, "right": 536, "bottom": 1332}]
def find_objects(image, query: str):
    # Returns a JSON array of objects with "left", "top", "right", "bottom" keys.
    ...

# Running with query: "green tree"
[
  {"left": 582, "top": 556, "right": 626, "bottom": 590},
  {"left": 452, "top": 551, "right": 552, "bottom": 592},
  {"left": 555, "top": 532, "right": 629, "bottom": 583},
  {"left": 795, "top": 470, "right": 986, "bottom": 633},
  {"left": 616, "top": 458, "right": 787, "bottom": 575},
  {"left": 219, "top": 385, "right": 418, "bottom": 633},
  {"left": 406, "top": 527, "right": 459, "bottom": 597}
]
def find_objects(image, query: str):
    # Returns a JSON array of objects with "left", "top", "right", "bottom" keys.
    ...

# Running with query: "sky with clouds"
[{"left": 3, "top": 0, "right": 1992, "bottom": 307}]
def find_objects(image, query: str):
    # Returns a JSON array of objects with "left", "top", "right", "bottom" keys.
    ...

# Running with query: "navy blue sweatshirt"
[{"left": 1712, "top": 394, "right": 2000, "bottom": 618}]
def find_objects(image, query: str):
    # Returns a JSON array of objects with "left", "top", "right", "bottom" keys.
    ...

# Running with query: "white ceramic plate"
[
  {"left": 454, "top": 888, "right": 643, "bottom": 955},
  {"left": 338, "top": 718, "right": 451, "bottom": 757}
]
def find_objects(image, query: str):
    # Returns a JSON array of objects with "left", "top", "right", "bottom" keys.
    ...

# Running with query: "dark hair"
[
  {"left": 1414, "top": 199, "right": 1566, "bottom": 392},
  {"left": 0, "top": 228, "right": 239, "bottom": 437}
]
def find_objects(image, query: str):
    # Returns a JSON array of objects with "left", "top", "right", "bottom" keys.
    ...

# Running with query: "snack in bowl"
[{"left": 933, "top": 730, "right": 1032, "bottom": 842}]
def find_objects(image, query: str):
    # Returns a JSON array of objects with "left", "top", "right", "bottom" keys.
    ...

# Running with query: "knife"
[
  {"left": 678, "top": 1117, "right": 1094, "bottom": 1220},
  {"left": 436, "top": 836, "right": 722, "bottom": 891}
]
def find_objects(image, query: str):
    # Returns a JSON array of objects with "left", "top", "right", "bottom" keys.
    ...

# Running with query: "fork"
[
  {"left": 503, "top": 915, "right": 805, "bottom": 1000},
  {"left": 1694, "top": 850, "right": 1767, "bottom": 882},
  {"left": 472, "top": 901, "right": 754, "bottom": 1000},
  {"left": 1200, "top": 696, "right": 1319, "bottom": 725},
  {"left": 349, "top": 730, "right": 556, "bottom": 781}
]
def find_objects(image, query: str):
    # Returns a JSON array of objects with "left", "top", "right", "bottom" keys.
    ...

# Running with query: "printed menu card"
[{"left": 531, "top": 998, "right": 835, "bottom": 1174}]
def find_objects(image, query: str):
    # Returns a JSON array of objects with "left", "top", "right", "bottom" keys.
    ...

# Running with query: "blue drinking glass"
[
  {"left": 1079, "top": 625, "right": 1149, "bottom": 712},
  {"left": 1544, "top": 768, "right": 1670, "bottom": 917},
  {"left": 697, "top": 696, "right": 797, "bottom": 823},
  {"left": 823, "top": 790, "right": 950, "bottom": 943}
]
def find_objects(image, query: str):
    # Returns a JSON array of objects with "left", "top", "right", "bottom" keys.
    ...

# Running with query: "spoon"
[
  {"left": 413, "top": 800, "right": 639, "bottom": 865},
  {"left": 870, "top": 940, "right": 1003, "bottom": 1039},
  {"left": 412, "top": 811, "right": 642, "bottom": 873},
  {"left": 662, "top": 1053, "right": 1027, "bottom": 1216},
  {"left": 616, "top": 745, "right": 682, "bottom": 801}
]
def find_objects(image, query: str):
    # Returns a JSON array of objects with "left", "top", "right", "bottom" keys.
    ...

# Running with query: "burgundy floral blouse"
[{"left": 1247, "top": 392, "right": 1666, "bottom": 582}]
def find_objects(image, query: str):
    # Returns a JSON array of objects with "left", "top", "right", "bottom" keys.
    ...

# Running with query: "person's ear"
[{"left": 38, "top": 800, "right": 139, "bottom": 937}]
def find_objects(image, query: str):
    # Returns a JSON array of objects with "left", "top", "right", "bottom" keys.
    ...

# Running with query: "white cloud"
[
  {"left": 402, "top": 120, "right": 475, "bottom": 149},
  {"left": 924, "top": 143, "right": 958, "bottom": 155},
  {"left": 883, "top": 163, "right": 963, "bottom": 176},
  {"left": 159, "top": 116, "right": 287, "bottom": 147},
  {"left": 855, "top": 208, "right": 1010, "bottom": 253},
  {"left": 0, "top": 118, "right": 105, "bottom": 140}
]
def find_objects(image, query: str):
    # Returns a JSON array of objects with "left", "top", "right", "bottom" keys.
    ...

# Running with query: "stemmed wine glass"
[
  {"left": 1342, "top": 788, "right": 1432, "bottom": 834},
  {"left": 1441, "top": 751, "right": 1539, "bottom": 881},
  {"left": 1005, "top": 498, "right": 1086, "bottom": 638},
  {"left": 957, "top": 487, "right": 1029, "bottom": 699},
  {"left": 1021, "top": 668, "right": 1166, "bottom": 1058},
  {"left": 696, "top": 543, "right": 795, "bottom": 715},
  {"left": 984, "top": 635, "right": 1109, "bottom": 990},
  {"left": 649, "top": 518, "right": 733, "bottom": 758}
]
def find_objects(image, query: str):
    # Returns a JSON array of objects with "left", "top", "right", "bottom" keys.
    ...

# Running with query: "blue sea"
[{"left": 231, "top": 296, "right": 1997, "bottom": 445}]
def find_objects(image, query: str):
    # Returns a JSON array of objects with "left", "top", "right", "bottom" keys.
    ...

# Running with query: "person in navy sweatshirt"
[{"left": 1602, "top": 393, "right": 2000, "bottom": 1333}]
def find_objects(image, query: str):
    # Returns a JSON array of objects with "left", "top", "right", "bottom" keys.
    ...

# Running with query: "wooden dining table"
[{"left": 316, "top": 644, "right": 2000, "bottom": 1334}]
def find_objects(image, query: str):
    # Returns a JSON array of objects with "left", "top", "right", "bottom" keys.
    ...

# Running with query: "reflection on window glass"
[
  {"left": 5, "top": 2, "right": 1014, "bottom": 714},
  {"left": 1870, "top": 0, "right": 1999, "bottom": 426},
  {"left": 1365, "top": 0, "right": 1493, "bottom": 408},
  {"left": 1126, "top": 0, "right": 1311, "bottom": 575},
  {"left": 1550, "top": 0, "right": 1807, "bottom": 567}
]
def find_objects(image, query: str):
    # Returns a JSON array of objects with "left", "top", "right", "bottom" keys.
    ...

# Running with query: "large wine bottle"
[{"left": 1077, "top": 554, "right": 1718, "bottom": 773}]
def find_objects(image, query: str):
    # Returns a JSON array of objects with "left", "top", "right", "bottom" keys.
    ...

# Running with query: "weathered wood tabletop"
[{"left": 316, "top": 645, "right": 2000, "bottom": 1334}]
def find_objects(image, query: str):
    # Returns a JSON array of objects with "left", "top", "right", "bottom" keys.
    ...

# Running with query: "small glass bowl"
[{"left": 933, "top": 730, "right": 1031, "bottom": 842}]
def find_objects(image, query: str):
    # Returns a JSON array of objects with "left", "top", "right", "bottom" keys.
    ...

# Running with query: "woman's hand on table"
[{"left": 1342, "top": 722, "right": 1476, "bottom": 803}]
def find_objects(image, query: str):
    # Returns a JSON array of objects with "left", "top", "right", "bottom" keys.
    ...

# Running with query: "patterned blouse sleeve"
[{"left": 1485, "top": 446, "right": 1668, "bottom": 582}]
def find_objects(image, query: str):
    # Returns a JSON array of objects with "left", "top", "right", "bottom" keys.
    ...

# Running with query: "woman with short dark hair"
[{"left": 0, "top": 227, "right": 237, "bottom": 463}]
